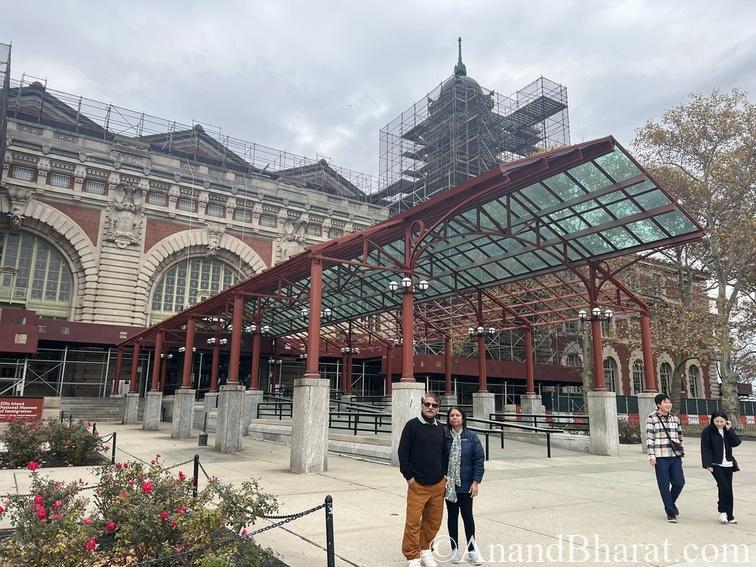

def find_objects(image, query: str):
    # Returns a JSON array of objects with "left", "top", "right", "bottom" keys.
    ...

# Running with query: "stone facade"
[{"left": 0, "top": 112, "right": 386, "bottom": 328}]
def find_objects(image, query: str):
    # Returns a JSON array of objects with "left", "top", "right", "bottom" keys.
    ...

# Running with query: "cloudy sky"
[{"left": 2, "top": 0, "right": 755, "bottom": 178}]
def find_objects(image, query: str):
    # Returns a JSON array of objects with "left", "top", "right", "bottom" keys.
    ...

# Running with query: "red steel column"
[
  {"left": 180, "top": 319, "right": 195, "bottom": 389},
  {"left": 385, "top": 346, "right": 393, "bottom": 396},
  {"left": 524, "top": 326, "right": 536, "bottom": 395},
  {"left": 228, "top": 294, "right": 244, "bottom": 384},
  {"left": 640, "top": 312, "right": 657, "bottom": 392},
  {"left": 160, "top": 355, "right": 168, "bottom": 391},
  {"left": 400, "top": 289, "right": 415, "bottom": 382},
  {"left": 591, "top": 316, "right": 606, "bottom": 391},
  {"left": 477, "top": 334, "right": 487, "bottom": 392},
  {"left": 250, "top": 331, "right": 261, "bottom": 389},
  {"left": 150, "top": 331, "right": 164, "bottom": 391},
  {"left": 304, "top": 259, "right": 323, "bottom": 379},
  {"left": 112, "top": 348, "right": 124, "bottom": 395},
  {"left": 209, "top": 342, "right": 220, "bottom": 393},
  {"left": 444, "top": 337, "right": 452, "bottom": 395},
  {"left": 129, "top": 342, "right": 140, "bottom": 394}
]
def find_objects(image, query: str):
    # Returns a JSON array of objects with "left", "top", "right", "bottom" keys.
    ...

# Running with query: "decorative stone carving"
[
  {"left": 111, "top": 151, "right": 123, "bottom": 169},
  {"left": 225, "top": 196, "right": 237, "bottom": 219},
  {"left": 198, "top": 191, "right": 209, "bottom": 215},
  {"left": 103, "top": 183, "right": 144, "bottom": 248},
  {"left": 206, "top": 223, "right": 225, "bottom": 256},
  {"left": 6, "top": 186, "right": 34, "bottom": 226},
  {"left": 277, "top": 217, "right": 306, "bottom": 261}
]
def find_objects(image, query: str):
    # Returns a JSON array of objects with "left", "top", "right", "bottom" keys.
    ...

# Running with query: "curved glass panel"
[
  {"left": 0, "top": 231, "right": 73, "bottom": 318},
  {"left": 150, "top": 257, "right": 240, "bottom": 323}
]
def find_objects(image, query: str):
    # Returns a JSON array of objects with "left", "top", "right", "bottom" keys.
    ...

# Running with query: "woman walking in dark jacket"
[
  {"left": 444, "top": 406, "right": 485, "bottom": 565},
  {"left": 701, "top": 410, "right": 742, "bottom": 524}
]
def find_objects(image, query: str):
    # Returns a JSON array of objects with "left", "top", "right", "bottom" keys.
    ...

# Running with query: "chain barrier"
[
  {"left": 164, "top": 458, "right": 195, "bottom": 471},
  {"left": 197, "top": 461, "right": 211, "bottom": 480},
  {"left": 114, "top": 446, "right": 149, "bottom": 465}
]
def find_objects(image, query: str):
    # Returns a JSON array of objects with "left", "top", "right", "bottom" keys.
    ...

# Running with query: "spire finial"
[{"left": 454, "top": 37, "right": 467, "bottom": 76}]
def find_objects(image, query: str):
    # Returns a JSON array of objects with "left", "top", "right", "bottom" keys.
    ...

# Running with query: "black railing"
[
  {"left": 490, "top": 412, "right": 589, "bottom": 433},
  {"left": 463, "top": 416, "right": 564, "bottom": 458},
  {"left": 328, "top": 411, "right": 391, "bottom": 435}
]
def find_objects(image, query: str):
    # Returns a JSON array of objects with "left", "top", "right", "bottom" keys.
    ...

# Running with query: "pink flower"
[
  {"left": 115, "top": 463, "right": 122, "bottom": 470},
  {"left": 170, "top": 519, "right": 178, "bottom": 528},
  {"left": 176, "top": 506, "right": 186, "bottom": 516},
  {"left": 141, "top": 481, "right": 153, "bottom": 494},
  {"left": 82, "top": 516, "right": 92, "bottom": 525},
  {"left": 0, "top": 505, "right": 5, "bottom": 514},
  {"left": 52, "top": 499, "right": 63, "bottom": 510},
  {"left": 50, "top": 513, "right": 62, "bottom": 521},
  {"left": 36, "top": 507, "right": 47, "bottom": 520},
  {"left": 106, "top": 520, "right": 117, "bottom": 532},
  {"left": 54, "top": 481, "right": 62, "bottom": 490},
  {"left": 27, "top": 461, "right": 40, "bottom": 472},
  {"left": 159, "top": 510, "right": 170, "bottom": 521},
  {"left": 240, "top": 528, "right": 248, "bottom": 536},
  {"left": 85, "top": 537, "right": 97, "bottom": 552},
  {"left": 178, "top": 471, "right": 186, "bottom": 481},
  {"left": 33, "top": 495, "right": 44, "bottom": 505},
  {"left": 127, "top": 479, "right": 135, "bottom": 487},
  {"left": 122, "top": 462, "right": 128, "bottom": 469}
]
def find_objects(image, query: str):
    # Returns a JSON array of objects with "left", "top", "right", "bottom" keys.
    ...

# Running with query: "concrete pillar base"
[
  {"left": 42, "top": 397, "right": 62, "bottom": 422},
  {"left": 290, "top": 378, "right": 330, "bottom": 474},
  {"left": 171, "top": 389, "right": 196, "bottom": 439},
  {"left": 521, "top": 394, "right": 545, "bottom": 425},
  {"left": 242, "top": 389, "right": 263, "bottom": 436},
  {"left": 203, "top": 393, "right": 219, "bottom": 414},
  {"left": 122, "top": 393, "right": 140, "bottom": 424},
  {"left": 588, "top": 390, "right": 620, "bottom": 456},
  {"left": 142, "top": 391, "right": 163, "bottom": 430},
  {"left": 216, "top": 384, "right": 245, "bottom": 452},
  {"left": 637, "top": 392, "right": 658, "bottom": 451},
  {"left": 441, "top": 394, "right": 457, "bottom": 408},
  {"left": 472, "top": 392, "right": 496, "bottom": 421},
  {"left": 503, "top": 403, "right": 518, "bottom": 417},
  {"left": 390, "top": 382, "right": 427, "bottom": 466}
]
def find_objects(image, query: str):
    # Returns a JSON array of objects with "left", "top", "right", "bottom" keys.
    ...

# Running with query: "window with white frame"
[
  {"left": 0, "top": 231, "right": 73, "bottom": 318},
  {"left": 688, "top": 365, "right": 700, "bottom": 398},
  {"left": 149, "top": 257, "right": 240, "bottom": 323},
  {"left": 660, "top": 362, "right": 672, "bottom": 395},
  {"left": 49, "top": 172, "right": 72, "bottom": 188},
  {"left": 233, "top": 208, "right": 251, "bottom": 223},
  {"left": 177, "top": 197, "right": 195, "bottom": 212},
  {"left": 83, "top": 179, "right": 106, "bottom": 195},
  {"left": 10, "top": 165, "right": 35, "bottom": 181},
  {"left": 206, "top": 203, "right": 224, "bottom": 218},
  {"left": 259, "top": 214, "right": 277, "bottom": 228},
  {"left": 147, "top": 191, "right": 168, "bottom": 206},
  {"left": 632, "top": 359, "right": 645, "bottom": 394},
  {"left": 305, "top": 223, "right": 322, "bottom": 237},
  {"left": 603, "top": 357, "right": 618, "bottom": 393}
]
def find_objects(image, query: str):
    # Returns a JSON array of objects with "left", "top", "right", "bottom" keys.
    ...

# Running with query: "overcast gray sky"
[{"left": 2, "top": 0, "right": 755, "bottom": 177}]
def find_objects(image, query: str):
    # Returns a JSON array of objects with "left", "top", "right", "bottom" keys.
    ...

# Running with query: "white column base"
[
  {"left": 171, "top": 389, "right": 196, "bottom": 439},
  {"left": 290, "top": 378, "right": 330, "bottom": 473},
  {"left": 390, "top": 382, "right": 427, "bottom": 466},
  {"left": 588, "top": 390, "right": 620, "bottom": 456}
]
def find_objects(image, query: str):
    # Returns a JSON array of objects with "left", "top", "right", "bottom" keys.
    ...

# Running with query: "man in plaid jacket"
[{"left": 645, "top": 393, "right": 685, "bottom": 523}]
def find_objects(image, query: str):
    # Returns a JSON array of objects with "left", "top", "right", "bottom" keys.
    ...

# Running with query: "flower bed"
[
  {"left": 0, "top": 418, "right": 108, "bottom": 469},
  {"left": 0, "top": 456, "right": 280, "bottom": 566}
]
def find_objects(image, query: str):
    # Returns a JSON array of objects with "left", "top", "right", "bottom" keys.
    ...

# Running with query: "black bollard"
[
  {"left": 192, "top": 454, "right": 200, "bottom": 498},
  {"left": 111, "top": 431, "right": 117, "bottom": 464},
  {"left": 325, "top": 495, "right": 335, "bottom": 567},
  {"left": 198, "top": 413, "right": 208, "bottom": 446}
]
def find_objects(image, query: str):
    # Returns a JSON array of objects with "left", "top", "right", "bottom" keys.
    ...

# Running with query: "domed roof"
[{"left": 439, "top": 38, "right": 484, "bottom": 97}]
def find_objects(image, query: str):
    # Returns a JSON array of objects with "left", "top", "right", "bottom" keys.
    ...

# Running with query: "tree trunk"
[
  {"left": 717, "top": 293, "right": 742, "bottom": 428},
  {"left": 671, "top": 355, "right": 686, "bottom": 415}
]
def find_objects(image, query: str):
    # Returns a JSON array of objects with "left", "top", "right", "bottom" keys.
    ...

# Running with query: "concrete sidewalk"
[{"left": 2, "top": 424, "right": 755, "bottom": 566}]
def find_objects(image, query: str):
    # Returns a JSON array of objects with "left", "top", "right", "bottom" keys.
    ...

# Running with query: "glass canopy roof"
[{"left": 122, "top": 137, "right": 704, "bottom": 348}]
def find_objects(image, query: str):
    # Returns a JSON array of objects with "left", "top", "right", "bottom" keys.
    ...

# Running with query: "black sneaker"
[
  {"left": 667, "top": 514, "right": 678, "bottom": 523},
  {"left": 672, "top": 505, "right": 679, "bottom": 516}
]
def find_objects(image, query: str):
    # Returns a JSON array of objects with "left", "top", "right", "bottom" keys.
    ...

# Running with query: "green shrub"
[
  {"left": 0, "top": 419, "right": 46, "bottom": 467},
  {"left": 46, "top": 420, "right": 105, "bottom": 466}
]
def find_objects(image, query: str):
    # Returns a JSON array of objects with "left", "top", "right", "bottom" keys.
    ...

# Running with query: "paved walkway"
[{"left": 2, "top": 424, "right": 755, "bottom": 566}]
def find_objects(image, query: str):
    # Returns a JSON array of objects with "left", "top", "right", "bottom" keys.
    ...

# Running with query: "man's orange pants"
[{"left": 402, "top": 477, "right": 446, "bottom": 560}]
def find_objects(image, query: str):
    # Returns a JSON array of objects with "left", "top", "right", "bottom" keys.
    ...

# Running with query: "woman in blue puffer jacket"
[{"left": 444, "top": 406, "right": 485, "bottom": 565}]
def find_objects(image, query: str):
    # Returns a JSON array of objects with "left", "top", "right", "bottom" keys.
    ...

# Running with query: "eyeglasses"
[{"left": 422, "top": 402, "right": 439, "bottom": 409}]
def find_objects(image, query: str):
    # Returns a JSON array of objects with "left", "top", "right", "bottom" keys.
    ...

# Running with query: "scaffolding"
[
  {"left": 0, "top": 43, "right": 10, "bottom": 174},
  {"left": 6, "top": 75, "right": 382, "bottom": 200},
  {"left": 377, "top": 46, "right": 569, "bottom": 212}
]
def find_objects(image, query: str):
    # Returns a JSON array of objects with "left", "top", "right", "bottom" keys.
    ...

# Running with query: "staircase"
[{"left": 60, "top": 397, "right": 144, "bottom": 423}]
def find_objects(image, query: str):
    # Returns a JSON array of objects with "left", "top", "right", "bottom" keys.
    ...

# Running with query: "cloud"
[{"left": 3, "top": 0, "right": 755, "bottom": 177}]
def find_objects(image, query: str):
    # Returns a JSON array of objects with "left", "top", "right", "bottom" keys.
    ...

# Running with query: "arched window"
[
  {"left": 0, "top": 231, "right": 73, "bottom": 318},
  {"left": 688, "top": 365, "right": 700, "bottom": 398},
  {"left": 150, "top": 257, "right": 240, "bottom": 323},
  {"left": 632, "top": 360, "right": 645, "bottom": 394},
  {"left": 659, "top": 362, "right": 672, "bottom": 395},
  {"left": 603, "top": 357, "right": 618, "bottom": 393}
]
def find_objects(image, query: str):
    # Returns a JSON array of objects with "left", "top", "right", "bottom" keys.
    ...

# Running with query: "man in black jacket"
[{"left": 398, "top": 392, "right": 447, "bottom": 567}]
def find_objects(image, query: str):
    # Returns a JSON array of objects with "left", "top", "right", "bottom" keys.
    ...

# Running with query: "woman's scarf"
[{"left": 445, "top": 428, "right": 462, "bottom": 502}]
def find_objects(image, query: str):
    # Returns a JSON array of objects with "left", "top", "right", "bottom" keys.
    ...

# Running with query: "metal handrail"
[
  {"left": 466, "top": 416, "right": 564, "bottom": 458},
  {"left": 328, "top": 410, "right": 391, "bottom": 435},
  {"left": 490, "top": 412, "right": 589, "bottom": 432}
]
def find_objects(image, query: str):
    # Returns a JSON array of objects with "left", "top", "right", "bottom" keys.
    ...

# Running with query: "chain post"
[
  {"left": 325, "top": 495, "right": 335, "bottom": 567},
  {"left": 92, "top": 422, "right": 97, "bottom": 435},
  {"left": 111, "top": 431, "right": 117, "bottom": 464},
  {"left": 192, "top": 454, "right": 200, "bottom": 498}
]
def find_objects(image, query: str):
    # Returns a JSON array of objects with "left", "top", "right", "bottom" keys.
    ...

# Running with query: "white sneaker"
[
  {"left": 728, "top": 518, "right": 738, "bottom": 524},
  {"left": 719, "top": 512, "right": 728, "bottom": 524},
  {"left": 408, "top": 560, "right": 422, "bottom": 567},
  {"left": 449, "top": 548, "right": 461, "bottom": 563},
  {"left": 420, "top": 549, "right": 439, "bottom": 567},
  {"left": 468, "top": 549, "right": 484, "bottom": 565}
]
